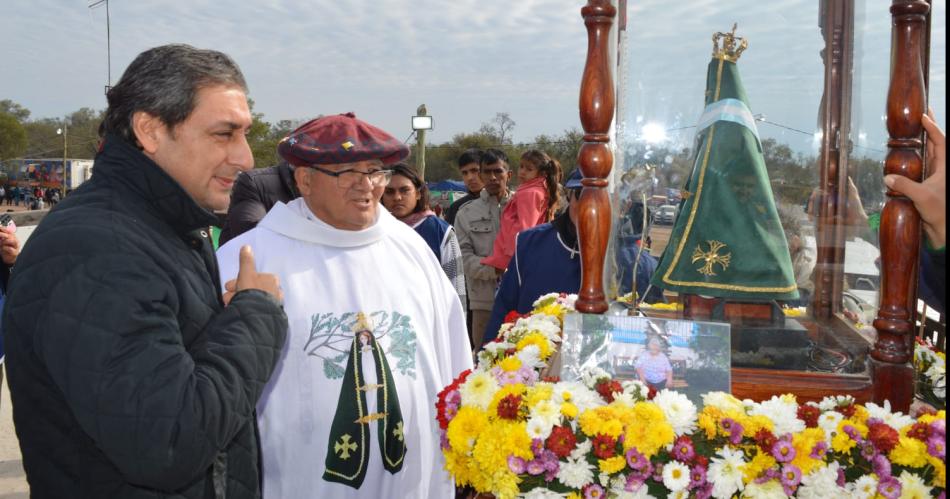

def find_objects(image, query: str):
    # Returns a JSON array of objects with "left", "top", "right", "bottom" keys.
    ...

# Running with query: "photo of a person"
[{"left": 635, "top": 335, "right": 674, "bottom": 390}]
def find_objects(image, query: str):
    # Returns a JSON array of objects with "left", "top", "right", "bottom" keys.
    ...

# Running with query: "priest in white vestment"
[{"left": 217, "top": 113, "right": 473, "bottom": 498}]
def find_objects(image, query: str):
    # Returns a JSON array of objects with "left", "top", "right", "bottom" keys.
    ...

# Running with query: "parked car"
[{"left": 654, "top": 204, "right": 678, "bottom": 225}]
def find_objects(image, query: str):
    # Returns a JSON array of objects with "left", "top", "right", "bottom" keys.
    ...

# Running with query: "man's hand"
[
  {"left": 0, "top": 225, "right": 20, "bottom": 266},
  {"left": 223, "top": 245, "right": 283, "bottom": 306},
  {"left": 885, "top": 111, "right": 946, "bottom": 248}
]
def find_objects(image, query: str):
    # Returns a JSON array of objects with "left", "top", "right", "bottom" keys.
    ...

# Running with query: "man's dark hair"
[
  {"left": 457, "top": 149, "right": 482, "bottom": 168},
  {"left": 480, "top": 148, "right": 509, "bottom": 169},
  {"left": 101, "top": 44, "right": 248, "bottom": 146},
  {"left": 388, "top": 163, "right": 430, "bottom": 214}
]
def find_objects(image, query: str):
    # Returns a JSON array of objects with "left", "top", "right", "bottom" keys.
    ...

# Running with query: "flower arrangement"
[
  {"left": 914, "top": 338, "right": 946, "bottom": 410},
  {"left": 436, "top": 294, "right": 947, "bottom": 498}
]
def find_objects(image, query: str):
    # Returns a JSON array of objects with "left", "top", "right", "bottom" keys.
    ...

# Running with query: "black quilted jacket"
[
  {"left": 2, "top": 136, "right": 288, "bottom": 498},
  {"left": 217, "top": 163, "right": 297, "bottom": 247}
]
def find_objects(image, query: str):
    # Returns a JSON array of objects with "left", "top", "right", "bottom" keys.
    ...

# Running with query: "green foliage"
[
  {"left": 0, "top": 100, "right": 30, "bottom": 122},
  {"left": 0, "top": 112, "right": 28, "bottom": 160}
]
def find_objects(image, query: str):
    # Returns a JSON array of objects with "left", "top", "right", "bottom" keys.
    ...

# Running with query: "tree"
[
  {"left": 0, "top": 112, "right": 28, "bottom": 161},
  {"left": 0, "top": 100, "right": 30, "bottom": 122},
  {"left": 479, "top": 112, "right": 516, "bottom": 145}
]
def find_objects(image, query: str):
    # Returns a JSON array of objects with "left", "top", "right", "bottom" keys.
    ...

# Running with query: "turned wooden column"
[
  {"left": 812, "top": 0, "right": 854, "bottom": 320},
  {"left": 870, "top": 0, "right": 930, "bottom": 411},
  {"left": 575, "top": 0, "right": 616, "bottom": 314}
]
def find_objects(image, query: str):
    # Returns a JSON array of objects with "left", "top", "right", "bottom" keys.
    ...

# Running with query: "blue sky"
[{"left": 0, "top": 0, "right": 944, "bottom": 154}]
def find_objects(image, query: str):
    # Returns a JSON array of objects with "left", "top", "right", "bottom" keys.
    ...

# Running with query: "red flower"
[
  {"left": 755, "top": 429, "right": 778, "bottom": 454},
  {"left": 435, "top": 369, "right": 472, "bottom": 429},
  {"left": 647, "top": 385, "right": 657, "bottom": 400},
  {"left": 693, "top": 455, "right": 709, "bottom": 469},
  {"left": 503, "top": 310, "right": 525, "bottom": 324},
  {"left": 868, "top": 422, "right": 900, "bottom": 454},
  {"left": 797, "top": 405, "right": 820, "bottom": 428},
  {"left": 907, "top": 422, "right": 931, "bottom": 442},
  {"left": 496, "top": 394, "right": 523, "bottom": 420},
  {"left": 839, "top": 403, "right": 857, "bottom": 418},
  {"left": 542, "top": 376, "right": 561, "bottom": 383},
  {"left": 546, "top": 426, "right": 578, "bottom": 458},
  {"left": 595, "top": 380, "right": 623, "bottom": 403},
  {"left": 592, "top": 434, "right": 618, "bottom": 459}
]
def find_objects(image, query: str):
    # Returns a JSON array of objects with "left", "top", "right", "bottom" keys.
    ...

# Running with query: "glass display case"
[{"left": 574, "top": 0, "right": 944, "bottom": 409}]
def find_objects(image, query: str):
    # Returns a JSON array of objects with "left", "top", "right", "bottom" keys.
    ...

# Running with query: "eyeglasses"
[{"left": 306, "top": 165, "right": 393, "bottom": 189}]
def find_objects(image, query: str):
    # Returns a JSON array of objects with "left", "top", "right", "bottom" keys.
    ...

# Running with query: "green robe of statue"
[{"left": 651, "top": 53, "right": 799, "bottom": 301}]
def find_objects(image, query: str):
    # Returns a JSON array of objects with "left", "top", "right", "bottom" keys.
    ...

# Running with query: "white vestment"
[{"left": 217, "top": 199, "right": 473, "bottom": 498}]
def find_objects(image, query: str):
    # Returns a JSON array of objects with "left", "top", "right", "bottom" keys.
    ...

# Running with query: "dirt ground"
[{"left": 0, "top": 368, "right": 29, "bottom": 498}]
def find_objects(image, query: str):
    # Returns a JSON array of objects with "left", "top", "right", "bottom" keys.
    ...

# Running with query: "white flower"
[
  {"left": 897, "top": 470, "right": 933, "bottom": 499},
  {"left": 533, "top": 292, "right": 562, "bottom": 308},
  {"left": 520, "top": 487, "right": 567, "bottom": 499},
  {"left": 817, "top": 395, "right": 854, "bottom": 412},
  {"left": 581, "top": 367, "right": 610, "bottom": 389},
  {"left": 598, "top": 472, "right": 611, "bottom": 486},
  {"left": 702, "top": 392, "right": 746, "bottom": 413},
  {"left": 741, "top": 480, "right": 789, "bottom": 499},
  {"left": 662, "top": 461, "right": 691, "bottom": 492},
  {"left": 708, "top": 447, "right": 746, "bottom": 499},
  {"left": 749, "top": 396, "right": 805, "bottom": 436},
  {"left": 796, "top": 463, "right": 844, "bottom": 499},
  {"left": 653, "top": 390, "right": 697, "bottom": 436},
  {"left": 459, "top": 371, "right": 499, "bottom": 411},
  {"left": 846, "top": 474, "right": 878, "bottom": 499},
  {"left": 571, "top": 439, "right": 593, "bottom": 461},
  {"left": 516, "top": 344, "right": 544, "bottom": 369},
  {"left": 864, "top": 401, "right": 915, "bottom": 432},
  {"left": 526, "top": 416, "right": 555, "bottom": 441},
  {"left": 531, "top": 399, "right": 561, "bottom": 426},
  {"left": 817, "top": 411, "right": 844, "bottom": 444},
  {"left": 556, "top": 457, "right": 594, "bottom": 490}
]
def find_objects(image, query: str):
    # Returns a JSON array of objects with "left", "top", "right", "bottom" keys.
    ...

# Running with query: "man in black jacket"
[
  {"left": 218, "top": 161, "right": 298, "bottom": 246},
  {"left": 1, "top": 44, "right": 288, "bottom": 499}
]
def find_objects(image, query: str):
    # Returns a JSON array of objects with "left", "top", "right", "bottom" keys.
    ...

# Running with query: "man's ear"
[
  {"left": 294, "top": 166, "right": 312, "bottom": 195},
  {"left": 131, "top": 111, "right": 164, "bottom": 154}
]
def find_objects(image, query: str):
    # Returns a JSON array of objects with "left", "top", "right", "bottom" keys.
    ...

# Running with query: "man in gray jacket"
[{"left": 454, "top": 148, "right": 512, "bottom": 350}]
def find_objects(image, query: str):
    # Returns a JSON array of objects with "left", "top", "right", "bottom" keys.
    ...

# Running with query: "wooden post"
[
  {"left": 415, "top": 104, "right": 427, "bottom": 181},
  {"left": 575, "top": 0, "right": 616, "bottom": 314},
  {"left": 870, "top": 0, "right": 930, "bottom": 412}
]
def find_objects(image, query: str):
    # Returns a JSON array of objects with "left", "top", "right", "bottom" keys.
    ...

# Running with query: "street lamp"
[{"left": 412, "top": 105, "right": 432, "bottom": 180}]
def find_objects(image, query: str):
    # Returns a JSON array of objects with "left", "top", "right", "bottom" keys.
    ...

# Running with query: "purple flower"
[
  {"left": 695, "top": 484, "right": 714, "bottom": 499},
  {"left": 652, "top": 462, "right": 664, "bottom": 482},
  {"left": 930, "top": 418, "right": 946, "bottom": 439},
  {"left": 671, "top": 438, "right": 695, "bottom": 462},
  {"left": 624, "top": 474, "right": 645, "bottom": 492},
  {"left": 526, "top": 459, "right": 546, "bottom": 476},
  {"left": 689, "top": 465, "right": 707, "bottom": 489},
  {"left": 877, "top": 476, "right": 902, "bottom": 499},
  {"left": 771, "top": 439, "right": 796, "bottom": 463},
  {"left": 507, "top": 455, "right": 526, "bottom": 474},
  {"left": 440, "top": 429, "right": 450, "bottom": 450},
  {"left": 755, "top": 469, "right": 780, "bottom": 485},
  {"left": 836, "top": 466, "right": 846, "bottom": 487},
  {"left": 729, "top": 422, "right": 745, "bottom": 444},
  {"left": 531, "top": 439, "right": 544, "bottom": 456},
  {"left": 860, "top": 442, "right": 877, "bottom": 460},
  {"left": 872, "top": 454, "right": 892, "bottom": 479},
  {"left": 583, "top": 483, "right": 605, "bottom": 499},
  {"left": 625, "top": 447, "right": 649, "bottom": 470},
  {"left": 843, "top": 424, "right": 862, "bottom": 442},
  {"left": 927, "top": 436, "right": 946, "bottom": 460},
  {"left": 810, "top": 441, "right": 829, "bottom": 460},
  {"left": 780, "top": 464, "right": 802, "bottom": 488},
  {"left": 446, "top": 390, "right": 461, "bottom": 406}
]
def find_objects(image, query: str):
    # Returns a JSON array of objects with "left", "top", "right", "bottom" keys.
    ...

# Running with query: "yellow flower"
[
  {"left": 791, "top": 428, "right": 826, "bottom": 476},
  {"left": 927, "top": 455, "right": 946, "bottom": 489},
  {"left": 622, "top": 402, "right": 675, "bottom": 458},
  {"left": 599, "top": 455, "right": 627, "bottom": 474},
  {"left": 488, "top": 383, "right": 527, "bottom": 418},
  {"left": 889, "top": 436, "right": 928, "bottom": 468},
  {"left": 579, "top": 406, "right": 624, "bottom": 438},
  {"left": 471, "top": 420, "right": 531, "bottom": 497},
  {"left": 567, "top": 493, "right": 583, "bottom": 499},
  {"left": 698, "top": 411, "right": 718, "bottom": 439},
  {"left": 447, "top": 406, "right": 489, "bottom": 453},
  {"left": 918, "top": 410, "right": 945, "bottom": 426},
  {"left": 852, "top": 405, "right": 870, "bottom": 424},
  {"left": 561, "top": 402, "right": 579, "bottom": 420},
  {"left": 516, "top": 332, "right": 553, "bottom": 359},
  {"left": 525, "top": 383, "right": 554, "bottom": 408},
  {"left": 743, "top": 415, "right": 775, "bottom": 437},
  {"left": 743, "top": 451, "right": 777, "bottom": 484},
  {"left": 535, "top": 302, "right": 566, "bottom": 320},
  {"left": 831, "top": 419, "right": 868, "bottom": 454},
  {"left": 498, "top": 356, "right": 522, "bottom": 372}
]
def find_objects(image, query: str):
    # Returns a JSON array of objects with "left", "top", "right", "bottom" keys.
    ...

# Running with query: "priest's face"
[{"left": 295, "top": 159, "right": 387, "bottom": 231}]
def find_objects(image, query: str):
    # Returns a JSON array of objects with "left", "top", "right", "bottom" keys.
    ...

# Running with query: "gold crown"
[{"left": 712, "top": 23, "right": 748, "bottom": 62}]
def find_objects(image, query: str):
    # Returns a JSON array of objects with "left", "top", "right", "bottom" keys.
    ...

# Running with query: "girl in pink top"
[{"left": 481, "top": 150, "right": 562, "bottom": 271}]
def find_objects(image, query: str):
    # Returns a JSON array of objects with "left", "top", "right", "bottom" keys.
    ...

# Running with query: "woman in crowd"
[
  {"left": 481, "top": 149, "right": 561, "bottom": 273},
  {"left": 382, "top": 163, "right": 466, "bottom": 307}
]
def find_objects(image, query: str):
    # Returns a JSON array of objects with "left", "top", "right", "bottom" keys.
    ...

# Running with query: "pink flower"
[{"left": 771, "top": 438, "right": 796, "bottom": 463}]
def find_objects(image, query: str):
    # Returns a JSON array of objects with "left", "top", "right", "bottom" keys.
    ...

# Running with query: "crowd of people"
[
  {"left": 0, "top": 42, "right": 944, "bottom": 498},
  {"left": 0, "top": 185, "right": 62, "bottom": 210}
]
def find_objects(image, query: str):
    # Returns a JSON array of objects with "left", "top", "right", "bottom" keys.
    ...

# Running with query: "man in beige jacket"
[{"left": 454, "top": 148, "right": 512, "bottom": 350}]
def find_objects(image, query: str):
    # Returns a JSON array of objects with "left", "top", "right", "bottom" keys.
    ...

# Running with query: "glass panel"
[{"left": 609, "top": 0, "right": 945, "bottom": 374}]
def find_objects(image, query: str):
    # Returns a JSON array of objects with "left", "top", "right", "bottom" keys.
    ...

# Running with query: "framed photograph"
[{"left": 560, "top": 313, "right": 731, "bottom": 407}]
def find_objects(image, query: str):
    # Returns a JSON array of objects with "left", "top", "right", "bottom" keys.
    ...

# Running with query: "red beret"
[{"left": 277, "top": 112, "right": 410, "bottom": 167}]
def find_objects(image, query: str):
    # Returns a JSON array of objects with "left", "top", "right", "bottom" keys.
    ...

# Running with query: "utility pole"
[
  {"left": 415, "top": 104, "right": 427, "bottom": 181},
  {"left": 61, "top": 123, "right": 68, "bottom": 198}
]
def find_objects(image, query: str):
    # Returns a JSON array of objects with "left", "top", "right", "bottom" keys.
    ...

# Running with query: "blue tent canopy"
[{"left": 427, "top": 180, "right": 466, "bottom": 192}]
